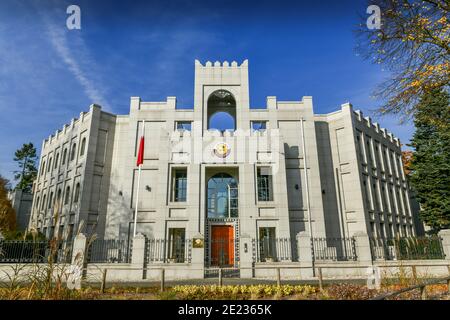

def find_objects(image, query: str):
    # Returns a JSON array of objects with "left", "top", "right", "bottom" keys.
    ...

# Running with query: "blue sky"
[{"left": 0, "top": 0, "right": 415, "bottom": 183}]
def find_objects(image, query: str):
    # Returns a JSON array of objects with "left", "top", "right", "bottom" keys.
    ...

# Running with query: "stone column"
[
  {"left": 131, "top": 234, "right": 146, "bottom": 280},
  {"left": 190, "top": 233, "right": 205, "bottom": 279},
  {"left": 72, "top": 233, "right": 87, "bottom": 265},
  {"left": 239, "top": 234, "right": 254, "bottom": 278},
  {"left": 438, "top": 229, "right": 450, "bottom": 261},
  {"left": 297, "top": 231, "right": 314, "bottom": 278},
  {"left": 353, "top": 232, "right": 373, "bottom": 265}
]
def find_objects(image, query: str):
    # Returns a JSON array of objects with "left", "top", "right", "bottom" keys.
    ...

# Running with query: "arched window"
[
  {"left": 54, "top": 153, "right": 59, "bottom": 169},
  {"left": 35, "top": 197, "right": 40, "bottom": 211},
  {"left": 80, "top": 138, "right": 86, "bottom": 156},
  {"left": 70, "top": 143, "right": 77, "bottom": 161},
  {"left": 207, "top": 173, "right": 238, "bottom": 218},
  {"left": 207, "top": 90, "right": 236, "bottom": 131},
  {"left": 74, "top": 183, "right": 81, "bottom": 203},
  {"left": 62, "top": 148, "right": 67, "bottom": 165},
  {"left": 64, "top": 186, "right": 71, "bottom": 205}
]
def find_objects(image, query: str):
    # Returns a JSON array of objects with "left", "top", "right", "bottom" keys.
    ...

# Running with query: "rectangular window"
[
  {"left": 259, "top": 227, "right": 276, "bottom": 262},
  {"left": 175, "top": 121, "right": 192, "bottom": 131},
  {"left": 257, "top": 167, "right": 273, "bottom": 201},
  {"left": 172, "top": 168, "right": 187, "bottom": 202},
  {"left": 168, "top": 228, "right": 186, "bottom": 262}
]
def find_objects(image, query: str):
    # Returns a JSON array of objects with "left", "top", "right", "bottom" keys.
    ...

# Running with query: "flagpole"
[{"left": 133, "top": 121, "right": 145, "bottom": 237}]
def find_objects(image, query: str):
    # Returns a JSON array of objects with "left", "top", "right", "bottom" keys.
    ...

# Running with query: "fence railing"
[
  {"left": 87, "top": 239, "right": 132, "bottom": 263},
  {"left": 312, "top": 237, "right": 357, "bottom": 261},
  {"left": 145, "top": 238, "right": 192, "bottom": 264},
  {"left": 256, "top": 238, "right": 297, "bottom": 262},
  {"left": 0, "top": 240, "right": 73, "bottom": 264},
  {"left": 370, "top": 236, "right": 445, "bottom": 261}
]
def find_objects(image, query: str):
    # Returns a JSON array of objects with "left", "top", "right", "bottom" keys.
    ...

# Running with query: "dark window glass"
[
  {"left": 173, "top": 169, "right": 187, "bottom": 202},
  {"left": 257, "top": 167, "right": 273, "bottom": 201}
]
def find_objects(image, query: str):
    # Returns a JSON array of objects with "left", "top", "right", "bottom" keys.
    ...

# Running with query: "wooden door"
[{"left": 210, "top": 226, "right": 234, "bottom": 266}]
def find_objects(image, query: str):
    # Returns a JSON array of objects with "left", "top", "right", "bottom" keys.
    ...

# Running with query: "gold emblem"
[{"left": 213, "top": 142, "right": 230, "bottom": 158}]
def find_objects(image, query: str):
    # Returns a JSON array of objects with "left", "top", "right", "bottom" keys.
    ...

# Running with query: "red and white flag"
[
  {"left": 136, "top": 135, "right": 144, "bottom": 166},
  {"left": 133, "top": 122, "right": 145, "bottom": 237}
]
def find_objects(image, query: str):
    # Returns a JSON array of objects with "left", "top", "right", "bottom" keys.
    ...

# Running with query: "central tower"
[{"left": 193, "top": 60, "right": 250, "bottom": 133}]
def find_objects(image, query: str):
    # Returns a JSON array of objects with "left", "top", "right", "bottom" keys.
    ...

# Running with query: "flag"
[{"left": 136, "top": 136, "right": 144, "bottom": 166}]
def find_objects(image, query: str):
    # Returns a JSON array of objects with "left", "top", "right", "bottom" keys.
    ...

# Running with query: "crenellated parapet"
[{"left": 353, "top": 108, "right": 401, "bottom": 148}]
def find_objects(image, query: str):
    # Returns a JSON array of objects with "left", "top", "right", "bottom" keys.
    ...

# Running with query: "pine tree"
[
  {"left": 13, "top": 142, "right": 38, "bottom": 192},
  {"left": 409, "top": 88, "right": 450, "bottom": 231},
  {"left": 0, "top": 175, "right": 16, "bottom": 233}
]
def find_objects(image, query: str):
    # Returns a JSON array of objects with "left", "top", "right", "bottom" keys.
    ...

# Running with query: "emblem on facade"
[{"left": 213, "top": 142, "right": 231, "bottom": 158}]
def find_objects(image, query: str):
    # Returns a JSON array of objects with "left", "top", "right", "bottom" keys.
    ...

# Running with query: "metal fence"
[
  {"left": 370, "top": 236, "right": 445, "bottom": 260},
  {"left": 256, "top": 238, "right": 297, "bottom": 262},
  {"left": 0, "top": 240, "right": 73, "bottom": 263},
  {"left": 312, "top": 237, "right": 357, "bottom": 261},
  {"left": 87, "top": 239, "right": 132, "bottom": 263},
  {"left": 145, "top": 238, "right": 192, "bottom": 264}
]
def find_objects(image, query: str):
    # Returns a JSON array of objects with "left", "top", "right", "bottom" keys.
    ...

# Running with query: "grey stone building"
[{"left": 29, "top": 60, "right": 418, "bottom": 267}]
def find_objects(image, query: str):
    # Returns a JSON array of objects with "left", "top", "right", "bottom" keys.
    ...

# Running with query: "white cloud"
[{"left": 39, "top": 6, "right": 112, "bottom": 112}]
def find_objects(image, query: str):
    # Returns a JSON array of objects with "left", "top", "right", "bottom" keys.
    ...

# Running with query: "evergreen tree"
[
  {"left": 13, "top": 142, "right": 38, "bottom": 192},
  {"left": 409, "top": 89, "right": 450, "bottom": 231},
  {"left": 0, "top": 175, "right": 16, "bottom": 233}
]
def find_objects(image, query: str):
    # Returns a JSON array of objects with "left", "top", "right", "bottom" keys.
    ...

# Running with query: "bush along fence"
[{"left": 1, "top": 230, "right": 450, "bottom": 281}]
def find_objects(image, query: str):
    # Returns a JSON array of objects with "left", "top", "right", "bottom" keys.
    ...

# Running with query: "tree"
[
  {"left": 0, "top": 175, "right": 16, "bottom": 233},
  {"left": 409, "top": 88, "right": 450, "bottom": 231},
  {"left": 13, "top": 142, "right": 38, "bottom": 192},
  {"left": 401, "top": 150, "right": 413, "bottom": 176},
  {"left": 356, "top": 0, "right": 450, "bottom": 119}
]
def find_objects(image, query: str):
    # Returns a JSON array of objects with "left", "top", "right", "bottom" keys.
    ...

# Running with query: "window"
[
  {"left": 41, "top": 195, "right": 46, "bottom": 210},
  {"left": 47, "top": 158, "right": 52, "bottom": 172},
  {"left": 35, "top": 197, "right": 40, "bottom": 211},
  {"left": 48, "top": 192, "right": 53, "bottom": 209},
  {"left": 168, "top": 228, "right": 186, "bottom": 262},
  {"left": 64, "top": 186, "right": 71, "bottom": 205},
  {"left": 70, "top": 143, "right": 77, "bottom": 161},
  {"left": 40, "top": 161, "right": 46, "bottom": 176},
  {"left": 251, "top": 121, "right": 267, "bottom": 131},
  {"left": 80, "top": 138, "right": 86, "bottom": 156},
  {"left": 54, "top": 153, "right": 59, "bottom": 169},
  {"left": 172, "top": 169, "right": 187, "bottom": 202},
  {"left": 74, "top": 183, "right": 80, "bottom": 203},
  {"left": 175, "top": 121, "right": 192, "bottom": 131},
  {"left": 62, "top": 148, "right": 67, "bottom": 165},
  {"left": 257, "top": 167, "right": 273, "bottom": 201},
  {"left": 259, "top": 227, "right": 277, "bottom": 262},
  {"left": 207, "top": 173, "right": 238, "bottom": 218}
]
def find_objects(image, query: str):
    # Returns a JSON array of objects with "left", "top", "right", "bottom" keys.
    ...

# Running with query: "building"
[
  {"left": 29, "top": 60, "right": 418, "bottom": 267},
  {"left": 8, "top": 189, "right": 33, "bottom": 231}
]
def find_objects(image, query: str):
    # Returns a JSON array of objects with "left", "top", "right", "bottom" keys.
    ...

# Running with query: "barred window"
[{"left": 257, "top": 167, "right": 273, "bottom": 201}]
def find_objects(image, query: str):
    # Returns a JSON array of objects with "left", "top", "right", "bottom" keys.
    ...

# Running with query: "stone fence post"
[
  {"left": 353, "top": 232, "right": 373, "bottom": 265},
  {"left": 296, "top": 231, "right": 314, "bottom": 278},
  {"left": 71, "top": 233, "right": 87, "bottom": 265},
  {"left": 438, "top": 229, "right": 450, "bottom": 261},
  {"left": 190, "top": 233, "right": 205, "bottom": 279},
  {"left": 131, "top": 233, "right": 146, "bottom": 280},
  {"left": 239, "top": 234, "right": 254, "bottom": 278}
]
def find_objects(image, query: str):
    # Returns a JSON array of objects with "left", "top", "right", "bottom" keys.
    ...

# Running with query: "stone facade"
[{"left": 29, "top": 60, "right": 418, "bottom": 266}]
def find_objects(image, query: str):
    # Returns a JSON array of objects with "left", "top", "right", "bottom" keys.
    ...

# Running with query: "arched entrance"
[
  {"left": 207, "top": 173, "right": 238, "bottom": 218},
  {"left": 206, "top": 172, "right": 239, "bottom": 268}
]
